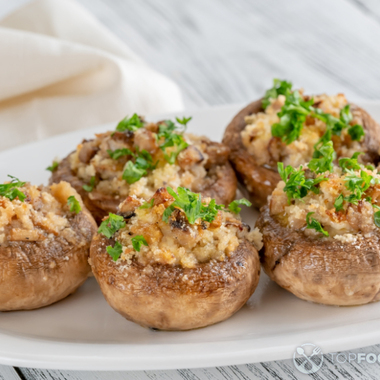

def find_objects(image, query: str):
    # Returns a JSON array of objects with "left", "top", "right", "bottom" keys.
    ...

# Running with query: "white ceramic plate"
[{"left": 1, "top": 102, "right": 380, "bottom": 371}]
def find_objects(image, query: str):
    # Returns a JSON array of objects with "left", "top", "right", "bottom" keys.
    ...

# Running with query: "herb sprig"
[
  {"left": 46, "top": 161, "right": 59, "bottom": 172},
  {"left": 116, "top": 114, "right": 143, "bottom": 132},
  {"left": 278, "top": 162, "right": 327, "bottom": 203},
  {"left": 67, "top": 196, "right": 81, "bottom": 214},
  {"left": 264, "top": 79, "right": 365, "bottom": 147},
  {"left": 0, "top": 175, "right": 26, "bottom": 202},
  {"left": 162, "top": 187, "right": 251, "bottom": 224},
  {"left": 157, "top": 120, "right": 189, "bottom": 164}
]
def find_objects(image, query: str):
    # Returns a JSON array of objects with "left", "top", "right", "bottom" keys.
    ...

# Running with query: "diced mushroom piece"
[
  {"left": 78, "top": 140, "right": 99, "bottom": 164},
  {"left": 117, "top": 196, "right": 143, "bottom": 218},
  {"left": 204, "top": 142, "right": 230, "bottom": 168},
  {"left": 346, "top": 201, "right": 375, "bottom": 234},
  {"left": 144, "top": 122, "right": 159, "bottom": 133},
  {"left": 133, "top": 129, "right": 158, "bottom": 154},
  {"left": 152, "top": 187, "right": 174, "bottom": 207},
  {"left": 225, "top": 216, "right": 250, "bottom": 232},
  {"left": 161, "top": 208, "right": 198, "bottom": 249},
  {"left": 8, "top": 228, "right": 46, "bottom": 241},
  {"left": 177, "top": 146, "right": 204, "bottom": 170}
]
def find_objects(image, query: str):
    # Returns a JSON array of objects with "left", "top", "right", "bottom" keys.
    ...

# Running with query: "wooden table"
[{"left": 1, "top": 0, "right": 380, "bottom": 378}]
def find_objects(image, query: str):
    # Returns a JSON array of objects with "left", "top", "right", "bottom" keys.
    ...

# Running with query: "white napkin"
[{"left": 0, "top": 0, "right": 184, "bottom": 152}]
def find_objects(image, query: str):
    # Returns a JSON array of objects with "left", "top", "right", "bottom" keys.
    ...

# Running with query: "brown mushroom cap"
[
  {"left": 0, "top": 207, "right": 97, "bottom": 311},
  {"left": 256, "top": 205, "right": 380, "bottom": 306},
  {"left": 223, "top": 99, "right": 380, "bottom": 209},
  {"left": 90, "top": 234, "right": 260, "bottom": 330}
]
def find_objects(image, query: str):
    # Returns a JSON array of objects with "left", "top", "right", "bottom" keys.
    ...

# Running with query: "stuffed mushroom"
[
  {"left": 0, "top": 177, "right": 97, "bottom": 311},
  {"left": 51, "top": 115, "right": 237, "bottom": 224},
  {"left": 223, "top": 79, "right": 380, "bottom": 208},
  {"left": 90, "top": 187, "right": 261, "bottom": 330},
  {"left": 257, "top": 150, "right": 380, "bottom": 306}
]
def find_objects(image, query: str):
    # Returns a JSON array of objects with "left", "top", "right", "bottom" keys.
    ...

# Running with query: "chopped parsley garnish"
[
  {"left": 0, "top": 175, "right": 26, "bottom": 202},
  {"left": 308, "top": 141, "right": 335, "bottom": 174},
  {"left": 262, "top": 79, "right": 293, "bottom": 109},
  {"left": 107, "top": 148, "right": 134, "bottom": 160},
  {"left": 271, "top": 91, "right": 313, "bottom": 145},
  {"left": 374, "top": 211, "right": 380, "bottom": 228},
  {"left": 122, "top": 149, "right": 157, "bottom": 184},
  {"left": 98, "top": 213, "right": 126, "bottom": 239},
  {"left": 264, "top": 79, "right": 365, "bottom": 149},
  {"left": 157, "top": 119, "right": 189, "bottom": 164},
  {"left": 339, "top": 152, "right": 362, "bottom": 172},
  {"left": 139, "top": 198, "right": 154, "bottom": 209},
  {"left": 116, "top": 113, "right": 143, "bottom": 132},
  {"left": 348, "top": 124, "right": 365, "bottom": 141},
  {"left": 162, "top": 187, "right": 251, "bottom": 225},
  {"left": 162, "top": 187, "right": 224, "bottom": 224},
  {"left": 228, "top": 198, "right": 252, "bottom": 214},
  {"left": 277, "top": 162, "right": 327, "bottom": 203},
  {"left": 67, "top": 196, "right": 81, "bottom": 214},
  {"left": 131, "top": 235, "right": 148, "bottom": 252},
  {"left": 46, "top": 161, "right": 59, "bottom": 172},
  {"left": 343, "top": 170, "right": 375, "bottom": 205},
  {"left": 306, "top": 212, "right": 329, "bottom": 237},
  {"left": 83, "top": 176, "right": 96, "bottom": 192},
  {"left": 106, "top": 241, "right": 123, "bottom": 261},
  {"left": 334, "top": 194, "right": 344, "bottom": 212},
  {"left": 176, "top": 116, "right": 192, "bottom": 128},
  {"left": 122, "top": 161, "right": 147, "bottom": 184}
]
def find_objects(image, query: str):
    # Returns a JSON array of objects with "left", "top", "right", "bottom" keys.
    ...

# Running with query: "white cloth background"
[{"left": 0, "top": 0, "right": 184, "bottom": 152}]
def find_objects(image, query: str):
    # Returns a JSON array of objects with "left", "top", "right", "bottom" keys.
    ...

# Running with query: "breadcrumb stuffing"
[
  {"left": 241, "top": 93, "right": 363, "bottom": 168},
  {"left": 115, "top": 195, "right": 261, "bottom": 268},
  {"left": 270, "top": 166, "right": 380, "bottom": 237},
  {"left": 0, "top": 181, "right": 81, "bottom": 245}
]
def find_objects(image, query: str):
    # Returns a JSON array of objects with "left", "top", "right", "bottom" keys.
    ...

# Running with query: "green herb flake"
[
  {"left": 131, "top": 235, "right": 148, "bottom": 252},
  {"left": 116, "top": 113, "right": 143, "bottom": 132},
  {"left": 0, "top": 175, "right": 26, "bottom": 202},
  {"left": 262, "top": 79, "right": 293, "bottom": 109},
  {"left": 83, "top": 176, "right": 96, "bottom": 192},
  {"left": 175, "top": 116, "right": 192, "bottom": 128},
  {"left": 106, "top": 241, "right": 123, "bottom": 261},
  {"left": 339, "top": 152, "right": 362, "bottom": 172},
  {"left": 122, "top": 161, "right": 147, "bottom": 184},
  {"left": 277, "top": 163, "right": 327, "bottom": 203},
  {"left": 157, "top": 120, "right": 189, "bottom": 164},
  {"left": 308, "top": 141, "right": 336, "bottom": 174},
  {"left": 122, "top": 149, "right": 157, "bottom": 184},
  {"left": 46, "top": 161, "right": 59, "bottom": 172},
  {"left": 139, "top": 199, "right": 154, "bottom": 209},
  {"left": 334, "top": 194, "right": 344, "bottom": 212},
  {"left": 306, "top": 212, "right": 329, "bottom": 236},
  {"left": 374, "top": 211, "right": 380, "bottom": 228},
  {"left": 98, "top": 213, "right": 126, "bottom": 239},
  {"left": 107, "top": 148, "right": 134, "bottom": 160},
  {"left": 339, "top": 105, "right": 353, "bottom": 124},
  {"left": 348, "top": 124, "right": 365, "bottom": 141},
  {"left": 163, "top": 187, "right": 224, "bottom": 225},
  {"left": 228, "top": 198, "right": 252, "bottom": 214},
  {"left": 67, "top": 196, "right": 81, "bottom": 214}
]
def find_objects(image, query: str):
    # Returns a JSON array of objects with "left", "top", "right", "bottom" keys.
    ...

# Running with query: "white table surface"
[{"left": 2, "top": 0, "right": 380, "bottom": 379}]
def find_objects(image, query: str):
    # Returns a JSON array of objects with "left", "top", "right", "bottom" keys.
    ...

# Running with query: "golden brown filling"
[
  {"left": 103, "top": 188, "right": 262, "bottom": 268},
  {"left": 69, "top": 119, "right": 229, "bottom": 202},
  {"left": 241, "top": 93, "right": 363, "bottom": 168},
  {"left": 270, "top": 166, "right": 380, "bottom": 240},
  {"left": 0, "top": 181, "right": 82, "bottom": 245}
]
